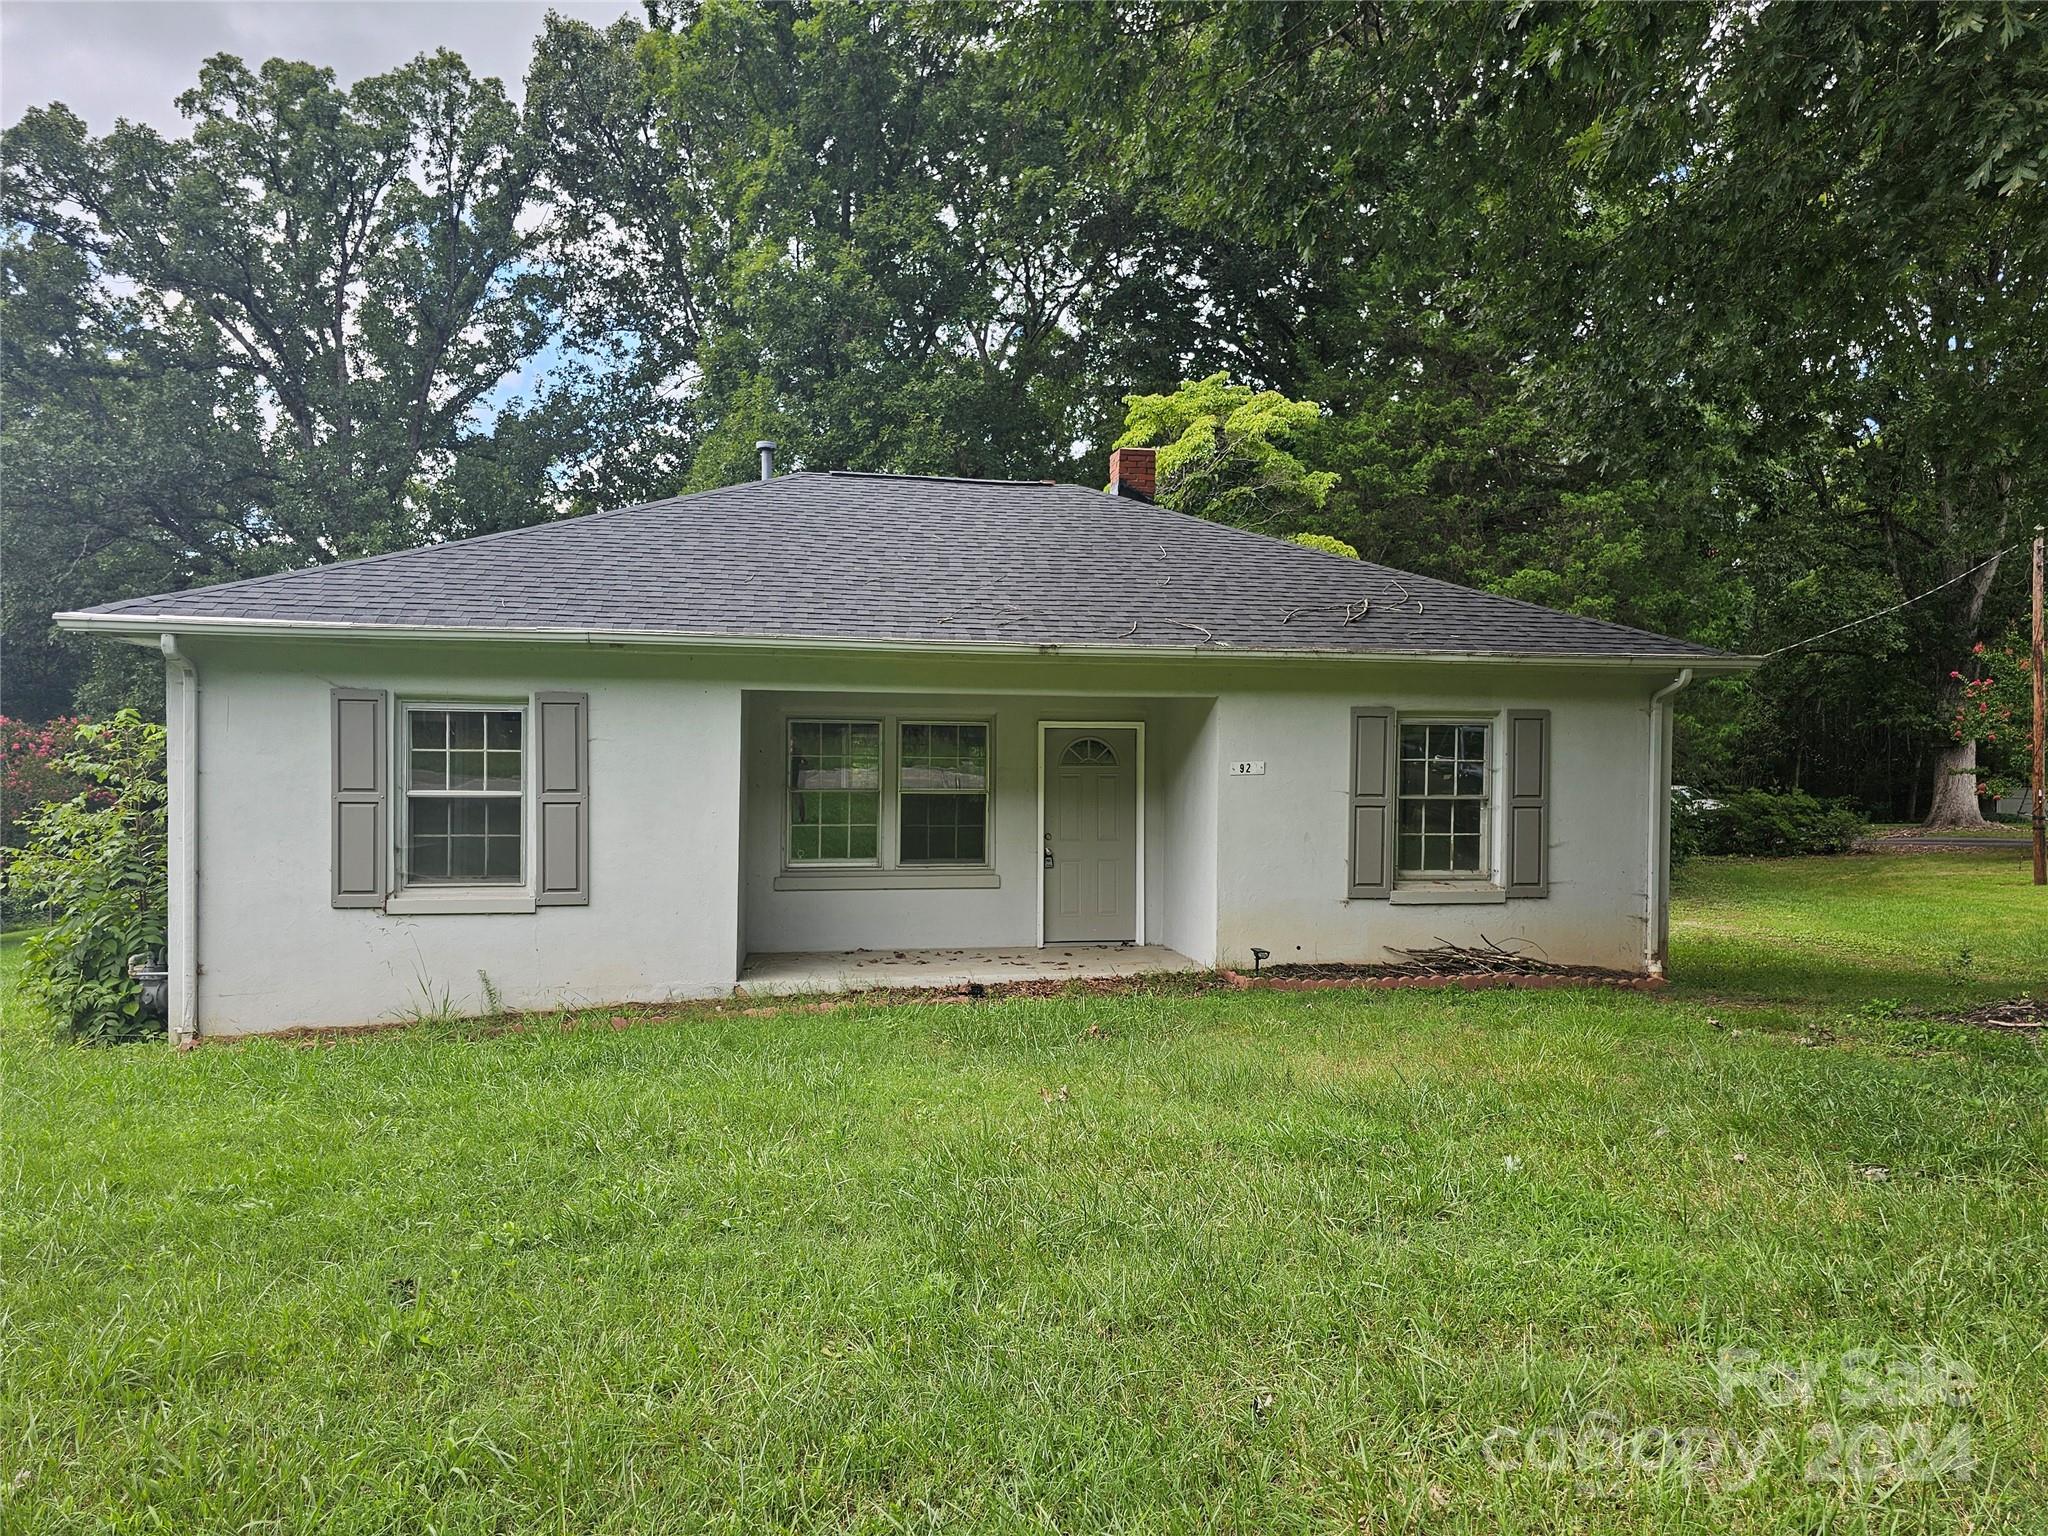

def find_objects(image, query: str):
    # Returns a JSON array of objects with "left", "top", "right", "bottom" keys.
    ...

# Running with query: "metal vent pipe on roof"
[{"left": 756, "top": 440, "right": 776, "bottom": 480}]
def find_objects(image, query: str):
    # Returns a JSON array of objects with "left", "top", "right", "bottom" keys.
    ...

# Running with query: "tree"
[
  {"left": 528, "top": 1, "right": 1292, "bottom": 494},
  {"left": 2, "top": 50, "right": 561, "bottom": 714},
  {"left": 1003, "top": 1, "right": 2048, "bottom": 822},
  {"left": 1113, "top": 373, "right": 1337, "bottom": 533}
]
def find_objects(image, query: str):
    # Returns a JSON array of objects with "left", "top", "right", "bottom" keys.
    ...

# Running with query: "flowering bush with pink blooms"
[
  {"left": 1947, "top": 637, "right": 2037, "bottom": 803},
  {"left": 2, "top": 716, "right": 105, "bottom": 850},
  {"left": 4, "top": 712, "right": 167, "bottom": 1042}
]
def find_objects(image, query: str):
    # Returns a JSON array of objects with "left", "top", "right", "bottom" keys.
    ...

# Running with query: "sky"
[{"left": 1, "top": 0, "right": 639, "bottom": 134}]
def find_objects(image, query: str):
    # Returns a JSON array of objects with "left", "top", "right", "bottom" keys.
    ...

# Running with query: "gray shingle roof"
[{"left": 62, "top": 472, "right": 1737, "bottom": 662}]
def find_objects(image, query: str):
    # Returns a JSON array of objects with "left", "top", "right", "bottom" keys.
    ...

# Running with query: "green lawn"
[
  {"left": 1671, "top": 851, "right": 2048, "bottom": 1008},
  {"left": 3, "top": 860, "right": 2043, "bottom": 1533}
]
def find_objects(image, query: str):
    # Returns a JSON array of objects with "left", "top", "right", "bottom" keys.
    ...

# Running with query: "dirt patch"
[{"left": 1937, "top": 997, "right": 2048, "bottom": 1032}]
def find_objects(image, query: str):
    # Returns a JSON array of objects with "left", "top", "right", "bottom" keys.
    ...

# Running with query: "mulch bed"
[{"left": 1223, "top": 941, "right": 1664, "bottom": 994}]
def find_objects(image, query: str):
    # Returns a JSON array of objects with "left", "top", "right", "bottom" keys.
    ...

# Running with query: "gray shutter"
[
  {"left": 534, "top": 691, "right": 589, "bottom": 905},
  {"left": 1347, "top": 706, "right": 1397, "bottom": 898},
  {"left": 331, "top": 687, "right": 388, "bottom": 908},
  {"left": 1505, "top": 709, "right": 1550, "bottom": 898}
]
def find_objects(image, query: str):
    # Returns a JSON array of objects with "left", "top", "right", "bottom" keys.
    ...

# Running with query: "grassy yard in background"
[
  {"left": 3, "top": 858, "right": 2043, "bottom": 1533},
  {"left": 1670, "top": 851, "right": 2047, "bottom": 1007}
]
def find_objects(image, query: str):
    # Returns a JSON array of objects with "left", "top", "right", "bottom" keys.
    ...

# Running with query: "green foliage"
[
  {"left": 6, "top": 2, "right": 2045, "bottom": 833},
  {"left": 1, "top": 50, "right": 561, "bottom": 715},
  {"left": 2, "top": 712, "right": 167, "bottom": 1043},
  {"left": 1004, "top": 1, "right": 2048, "bottom": 819},
  {"left": 1677, "top": 789, "right": 1867, "bottom": 859},
  {"left": 1115, "top": 374, "right": 1337, "bottom": 533},
  {"left": 1286, "top": 532, "right": 1357, "bottom": 560}
]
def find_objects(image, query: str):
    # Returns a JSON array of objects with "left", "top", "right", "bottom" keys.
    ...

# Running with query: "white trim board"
[{"left": 1035, "top": 720, "right": 1147, "bottom": 948}]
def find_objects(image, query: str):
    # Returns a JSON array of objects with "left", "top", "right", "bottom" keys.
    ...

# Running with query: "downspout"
[
  {"left": 1645, "top": 667, "right": 1694, "bottom": 977},
  {"left": 160, "top": 635, "right": 199, "bottom": 1045}
]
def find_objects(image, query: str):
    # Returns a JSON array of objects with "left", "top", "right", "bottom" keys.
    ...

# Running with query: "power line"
[{"left": 1761, "top": 541, "right": 2026, "bottom": 661}]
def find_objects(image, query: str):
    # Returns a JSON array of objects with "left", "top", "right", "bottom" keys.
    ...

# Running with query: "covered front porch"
[
  {"left": 737, "top": 943, "right": 1202, "bottom": 996},
  {"left": 736, "top": 685, "right": 1221, "bottom": 974}
]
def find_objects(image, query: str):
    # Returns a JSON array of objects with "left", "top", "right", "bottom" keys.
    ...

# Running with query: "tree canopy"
[{"left": 4, "top": 0, "right": 2043, "bottom": 822}]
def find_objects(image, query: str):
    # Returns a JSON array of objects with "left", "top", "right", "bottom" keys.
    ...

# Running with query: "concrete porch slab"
[{"left": 738, "top": 944, "right": 1202, "bottom": 996}]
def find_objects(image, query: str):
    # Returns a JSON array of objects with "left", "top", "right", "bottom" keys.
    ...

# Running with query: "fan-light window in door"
[{"left": 1060, "top": 737, "right": 1119, "bottom": 767}]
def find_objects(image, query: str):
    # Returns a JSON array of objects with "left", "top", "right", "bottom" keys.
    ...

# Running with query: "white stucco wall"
[
  {"left": 168, "top": 637, "right": 1677, "bottom": 1034},
  {"left": 1208, "top": 667, "right": 1662, "bottom": 973},
  {"left": 181, "top": 640, "right": 744, "bottom": 1034},
  {"left": 1159, "top": 698, "right": 1220, "bottom": 966}
]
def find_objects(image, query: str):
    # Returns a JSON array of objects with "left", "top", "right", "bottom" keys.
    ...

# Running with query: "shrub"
[
  {"left": 1, "top": 715, "right": 100, "bottom": 850},
  {"left": 2, "top": 712, "right": 168, "bottom": 1043},
  {"left": 1677, "top": 788, "right": 1867, "bottom": 858}
]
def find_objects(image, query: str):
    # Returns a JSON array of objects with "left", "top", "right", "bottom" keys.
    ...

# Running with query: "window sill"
[
  {"left": 384, "top": 888, "right": 537, "bottom": 916},
  {"left": 1388, "top": 883, "right": 1507, "bottom": 906},
  {"left": 773, "top": 869, "right": 1001, "bottom": 893}
]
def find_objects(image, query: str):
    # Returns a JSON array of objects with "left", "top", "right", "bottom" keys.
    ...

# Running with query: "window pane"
[
  {"left": 411, "top": 749, "right": 446, "bottom": 791},
  {"left": 901, "top": 793, "right": 986, "bottom": 864},
  {"left": 1425, "top": 800, "right": 1452, "bottom": 834},
  {"left": 409, "top": 832, "right": 450, "bottom": 881},
  {"left": 791, "top": 720, "right": 881, "bottom": 791},
  {"left": 1459, "top": 725, "right": 1488, "bottom": 761},
  {"left": 487, "top": 712, "right": 521, "bottom": 751},
  {"left": 1456, "top": 759, "right": 1485, "bottom": 796},
  {"left": 448, "top": 750, "right": 486, "bottom": 790},
  {"left": 1399, "top": 800, "right": 1425, "bottom": 833},
  {"left": 1397, "top": 833, "right": 1423, "bottom": 870},
  {"left": 1399, "top": 759, "right": 1426, "bottom": 796},
  {"left": 450, "top": 835, "right": 487, "bottom": 880},
  {"left": 1451, "top": 834, "right": 1481, "bottom": 872},
  {"left": 450, "top": 713, "right": 484, "bottom": 750},
  {"left": 786, "top": 728, "right": 880, "bottom": 863},
  {"left": 1426, "top": 756, "right": 1455, "bottom": 794},
  {"left": 901, "top": 722, "right": 988, "bottom": 790},
  {"left": 411, "top": 711, "right": 447, "bottom": 749},
  {"left": 407, "top": 795, "right": 522, "bottom": 884},
  {"left": 1400, "top": 726, "right": 1426, "bottom": 759}
]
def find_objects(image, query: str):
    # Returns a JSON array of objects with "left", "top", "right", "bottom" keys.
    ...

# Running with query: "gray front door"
[{"left": 1043, "top": 728, "right": 1137, "bottom": 943}]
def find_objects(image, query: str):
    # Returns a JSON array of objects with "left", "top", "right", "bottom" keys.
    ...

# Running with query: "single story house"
[{"left": 56, "top": 447, "right": 1752, "bottom": 1039}]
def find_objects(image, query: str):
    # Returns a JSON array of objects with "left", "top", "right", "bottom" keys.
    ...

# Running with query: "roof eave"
[{"left": 51, "top": 610, "right": 1759, "bottom": 673}]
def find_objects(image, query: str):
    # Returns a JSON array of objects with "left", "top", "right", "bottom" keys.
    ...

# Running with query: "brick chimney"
[{"left": 1108, "top": 446, "right": 1156, "bottom": 501}]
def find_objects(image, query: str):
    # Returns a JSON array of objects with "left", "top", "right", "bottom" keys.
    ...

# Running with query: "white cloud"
[{"left": 2, "top": 0, "right": 637, "bottom": 135}]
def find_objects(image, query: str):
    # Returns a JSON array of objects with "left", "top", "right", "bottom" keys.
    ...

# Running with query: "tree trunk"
[{"left": 1923, "top": 737, "right": 1988, "bottom": 828}]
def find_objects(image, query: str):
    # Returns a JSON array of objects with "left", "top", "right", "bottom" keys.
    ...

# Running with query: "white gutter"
[
  {"left": 1645, "top": 667, "right": 1694, "bottom": 977},
  {"left": 159, "top": 635, "right": 200, "bottom": 1046},
  {"left": 56, "top": 612, "right": 1761, "bottom": 674}
]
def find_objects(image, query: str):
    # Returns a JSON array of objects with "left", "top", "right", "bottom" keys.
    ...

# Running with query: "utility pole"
[{"left": 2032, "top": 525, "right": 2045, "bottom": 886}]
